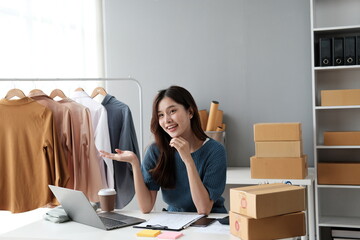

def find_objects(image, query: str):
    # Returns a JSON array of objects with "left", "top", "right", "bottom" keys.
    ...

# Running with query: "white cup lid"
[{"left": 98, "top": 188, "right": 116, "bottom": 196}]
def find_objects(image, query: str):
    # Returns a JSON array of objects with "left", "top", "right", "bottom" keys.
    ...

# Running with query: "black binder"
[
  {"left": 333, "top": 37, "right": 344, "bottom": 66},
  {"left": 319, "top": 38, "right": 332, "bottom": 66},
  {"left": 357, "top": 36, "right": 360, "bottom": 65},
  {"left": 344, "top": 36, "right": 356, "bottom": 65}
]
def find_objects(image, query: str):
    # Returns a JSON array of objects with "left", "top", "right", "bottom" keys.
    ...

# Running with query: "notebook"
[{"left": 48, "top": 185, "right": 145, "bottom": 230}]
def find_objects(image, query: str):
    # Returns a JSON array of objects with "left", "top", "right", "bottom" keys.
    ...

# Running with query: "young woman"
[{"left": 100, "top": 85, "right": 227, "bottom": 215}]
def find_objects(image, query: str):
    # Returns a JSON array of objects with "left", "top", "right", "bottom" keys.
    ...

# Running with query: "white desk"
[
  {"left": 0, "top": 210, "right": 237, "bottom": 240},
  {"left": 0, "top": 168, "right": 314, "bottom": 240},
  {"left": 226, "top": 167, "right": 315, "bottom": 240}
]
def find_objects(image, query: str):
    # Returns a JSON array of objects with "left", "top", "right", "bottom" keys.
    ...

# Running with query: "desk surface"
[
  {"left": 0, "top": 168, "right": 314, "bottom": 240},
  {"left": 0, "top": 210, "right": 237, "bottom": 240}
]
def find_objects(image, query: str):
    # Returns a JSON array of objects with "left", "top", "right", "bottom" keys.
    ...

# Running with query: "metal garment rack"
[{"left": 0, "top": 78, "right": 143, "bottom": 160}]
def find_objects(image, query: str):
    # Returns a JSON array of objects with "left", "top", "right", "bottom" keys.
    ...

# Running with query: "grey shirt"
[{"left": 102, "top": 94, "right": 140, "bottom": 209}]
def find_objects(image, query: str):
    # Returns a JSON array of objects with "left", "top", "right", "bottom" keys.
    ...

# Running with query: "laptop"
[{"left": 48, "top": 185, "right": 145, "bottom": 230}]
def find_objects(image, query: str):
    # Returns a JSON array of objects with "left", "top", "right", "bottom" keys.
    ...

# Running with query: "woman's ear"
[{"left": 188, "top": 109, "right": 194, "bottom": 119}]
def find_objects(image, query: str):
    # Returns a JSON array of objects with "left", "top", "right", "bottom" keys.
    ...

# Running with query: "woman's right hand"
[{"left": 99, "top": 149, "right": 138, "bottom": 165}]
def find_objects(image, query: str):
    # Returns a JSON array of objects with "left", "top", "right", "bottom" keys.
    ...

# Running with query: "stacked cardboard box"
[
  {"left": 321, "top": 89, "right": 360, "bottom": 106},
  {"left": 318, "top": 162, "right": 360, "bottom": 185},
  {"left": 320, "top": 131, "right": 360, "bottom": 185},
  {"left": 324, "top": 131, "right": 360, "bottom": 145},
  {"left": 229, "top": 183, "right": 306, "bottom": 240},
  {"left": 251, "top": 123, "right": 308, "bottom": 179}
]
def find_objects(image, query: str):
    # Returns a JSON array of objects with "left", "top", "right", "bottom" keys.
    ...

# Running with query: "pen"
[{"left": 182, "top": 222, "right": 193, "bottom": 229}]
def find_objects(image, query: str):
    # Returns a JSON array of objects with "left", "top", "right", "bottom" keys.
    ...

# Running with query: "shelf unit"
[{"left": 311, "top": 0, "right": 360, "bottom": 239}]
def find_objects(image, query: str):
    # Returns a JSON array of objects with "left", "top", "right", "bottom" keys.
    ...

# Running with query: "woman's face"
[{"left": 157, "top": 97, "right": 192, "bottom": 138}]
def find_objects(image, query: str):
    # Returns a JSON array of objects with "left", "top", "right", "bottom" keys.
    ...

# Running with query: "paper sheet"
[{"left": 134, "top": 213, "right": 204, "bottom": 231}]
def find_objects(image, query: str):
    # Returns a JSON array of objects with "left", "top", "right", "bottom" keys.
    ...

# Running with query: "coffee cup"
[{"left": 98, "top": 188, "right": 116, "bottom": 212}]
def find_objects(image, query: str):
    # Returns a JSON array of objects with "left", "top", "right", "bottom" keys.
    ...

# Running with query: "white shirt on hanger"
[{"left": 71, "top": 90, "right": 114, "bottom": 189}]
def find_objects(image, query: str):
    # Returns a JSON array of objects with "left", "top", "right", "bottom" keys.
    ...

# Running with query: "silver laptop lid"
[{"left": 48, "top": 185, "right": 106, "bottom": 230}]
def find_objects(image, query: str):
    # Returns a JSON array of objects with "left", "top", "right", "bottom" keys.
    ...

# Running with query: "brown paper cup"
[{"left": 98, "top": 189, "right": 116, "bottom": 212}]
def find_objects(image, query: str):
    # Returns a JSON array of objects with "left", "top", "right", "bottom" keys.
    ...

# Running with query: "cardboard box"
[
  {"left": 324, "top": 131, "right": 360, "bottom": 146},
  {"left": 321, "top": 89, "right": 360, "bottom": 106},
  {"left": 230, "top": 211, "right": 306, "bottom": 240},
  {"left": 255, "top": 141, "right": 303, "bottom": 157},
  {"left": 318, "top": 163, "right": 360, "bottom": 185},
  {"left": 254, "top": 123, "right": 302, "bottom": 142},
  {"left": 230, "top": 183, "right": 305, "bottom": 219},
  {"left": 250, "top": 155, "right": 308, "bottom": 179}
]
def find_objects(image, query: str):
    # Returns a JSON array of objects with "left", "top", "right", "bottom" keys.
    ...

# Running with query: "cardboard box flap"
[{"left": 232, "top": 183, "right": 304, "bottom": 195}]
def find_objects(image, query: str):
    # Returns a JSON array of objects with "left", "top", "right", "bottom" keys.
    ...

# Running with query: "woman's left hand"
[{"left": 169, "top": 137, "right": 192, "bottom": 163}]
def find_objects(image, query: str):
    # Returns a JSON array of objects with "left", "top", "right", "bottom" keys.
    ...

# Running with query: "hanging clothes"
[
  {"left": 57, "top": 98, "right": 105, "bottom": 202},
  {"left": 71, "top": 91, "right": 114, "bottom": 189},
  {"left": 0, "top": 97, "right": 69, "bottom": 213},
  {"left": 28, "top": 91, "right": 74, "bottom": 189},
  {"left": 102, "top": 94, "right": 140, "bottom": 209}
]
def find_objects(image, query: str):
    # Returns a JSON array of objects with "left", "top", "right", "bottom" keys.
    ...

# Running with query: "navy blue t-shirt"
[{"left": 141, "top": 138, "right": 227, "bottom": 213}]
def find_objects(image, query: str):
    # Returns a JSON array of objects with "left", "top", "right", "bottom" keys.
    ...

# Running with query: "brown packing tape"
[
  {"left": 198, "top": 110, "right": 208, "bottom": 131},
  {"left": 206, "top": 101, "right": 219, "bottom": 131}
]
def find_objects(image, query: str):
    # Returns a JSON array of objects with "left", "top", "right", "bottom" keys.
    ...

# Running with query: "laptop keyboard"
[
  {"left": 98, "top": 212, "right": 129, "bottom": 221},
  {"left": 99, "top": 216, "right": 127, "bottom": 230}
]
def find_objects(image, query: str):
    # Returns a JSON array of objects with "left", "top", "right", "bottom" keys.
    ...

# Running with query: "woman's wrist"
[
  {"left": 184, "top": 156, "right": 195, "bottom": 169},
  {"left": 130, "top": 155, "right": 140, "bottom": 168}
]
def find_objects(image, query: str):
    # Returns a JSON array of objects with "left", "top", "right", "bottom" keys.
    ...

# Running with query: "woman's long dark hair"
[{"left": 149, "top": 85, "right": 208, "bottom": 188}]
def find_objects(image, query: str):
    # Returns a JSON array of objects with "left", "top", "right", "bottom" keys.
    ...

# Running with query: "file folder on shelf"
[
  {"left": 319, "top": 38, "right": 332, "bottom": 66},
  {"left": 344, "top": 36, "right": 356, "bottom": 65},
  {"left": 357, "top": 35, "right": 360, "bottom": 65},
  {"left": 333, "top": 37, "right": 344, "bottom": 66}
]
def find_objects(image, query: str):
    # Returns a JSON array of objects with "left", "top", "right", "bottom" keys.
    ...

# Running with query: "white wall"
[
  {"left": 102, "top": 0, "right": 312, "bottom": 212},
  {"left": 103, "top": 0, "right": 313, "bottom": 169}
]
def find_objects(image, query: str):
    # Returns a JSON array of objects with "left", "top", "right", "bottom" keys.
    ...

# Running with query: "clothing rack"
[{"left": 0, "top": 78, "right": 143, "bottom": 160}]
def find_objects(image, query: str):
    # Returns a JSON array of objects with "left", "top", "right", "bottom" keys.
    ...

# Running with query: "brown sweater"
[
  {"left": 0, "top": 97, "right": 69, "bottom": 213},
  {"left": 28, "top": 92, "right": 74, "bottom": 189}
]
